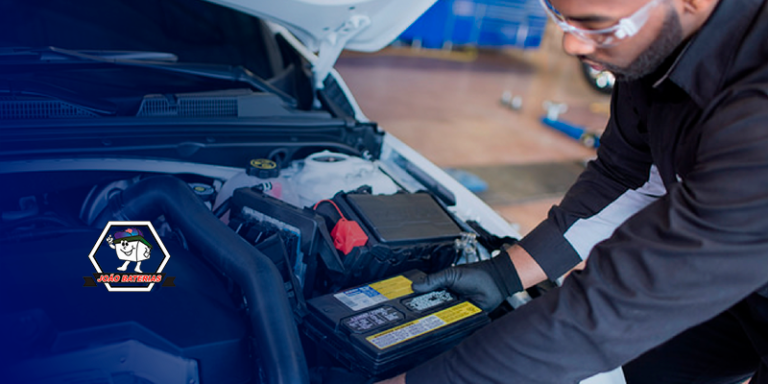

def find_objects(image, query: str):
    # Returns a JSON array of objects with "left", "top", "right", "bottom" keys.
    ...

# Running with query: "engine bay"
[
  {"left": 0, "top": 147, "right": 517, "bottom": 383},
  {"left": 0, "top": 0, "right": 528, "bottom": 382}
]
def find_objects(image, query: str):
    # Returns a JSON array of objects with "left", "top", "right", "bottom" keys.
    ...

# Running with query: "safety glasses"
[{"left": 539, "top": 0, "right": 663, "bottom": 47}]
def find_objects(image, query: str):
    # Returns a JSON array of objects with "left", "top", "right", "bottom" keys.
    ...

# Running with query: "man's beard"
[{"left": 583, "top": 5, "right": 684, "bottom": 81}]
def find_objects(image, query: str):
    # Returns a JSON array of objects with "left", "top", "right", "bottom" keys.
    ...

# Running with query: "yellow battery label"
[
  {"left": 366, "top": 302, "right": 481, "bottom": 350},
  {"left": 368, "top": 275, "right": 413, "bottom": 299},
  {"left": 334, "top": 275, "right": 414, "bottom": 311}
]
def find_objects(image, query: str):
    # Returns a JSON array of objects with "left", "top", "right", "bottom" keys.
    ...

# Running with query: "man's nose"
[{"left": 562, "top": 32, "right": 596, "bottom": 57}]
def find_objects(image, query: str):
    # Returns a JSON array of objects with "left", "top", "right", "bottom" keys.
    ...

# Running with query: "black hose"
[
  {"left": 213, "top": 197, "right": 232, "bottom": 218},
  {"left": 95, "top": 176, "right": 309, "bottom": 384}
]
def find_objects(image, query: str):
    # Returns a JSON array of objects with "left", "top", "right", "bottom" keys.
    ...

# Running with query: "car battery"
[{"left": 303, "top": 270, "right": 490, "bottom": 378}]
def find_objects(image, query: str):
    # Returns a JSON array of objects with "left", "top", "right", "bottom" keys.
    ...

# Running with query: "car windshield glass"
[
  {"left": 0, "top": 0, "right": 320, "bottom": 116},
  {"left": 0, "top": 0, "right": 278, "bottom": 79},
  {"left": 0, "top": 46, "right": 296, "bottom": 106}
]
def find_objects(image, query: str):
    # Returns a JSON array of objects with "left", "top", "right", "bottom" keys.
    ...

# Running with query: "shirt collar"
[{"left": 652, "top": 0, "right": 763, "bottom": 108}]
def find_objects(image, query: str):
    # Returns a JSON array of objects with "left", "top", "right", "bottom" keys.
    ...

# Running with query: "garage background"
[{"left": 336, "top": 0, "right": 611, "bottom": 236}]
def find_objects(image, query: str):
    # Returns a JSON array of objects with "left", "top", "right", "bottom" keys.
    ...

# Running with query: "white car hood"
[{"left": 203, "top": 0, "right": 438, "bottom": 53}]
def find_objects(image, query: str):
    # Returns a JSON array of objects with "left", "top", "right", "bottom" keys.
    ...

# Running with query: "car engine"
[{"left": 0, "top": 148, "right": 515, "bottom": 384}]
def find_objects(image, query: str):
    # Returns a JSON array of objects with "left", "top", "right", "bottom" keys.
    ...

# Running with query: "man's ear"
[
  {"left": 678, "top": 0, "right": 719, "bottom": 36},
  {"left": 681, "top": 0, "right": 716, "bottom": 14}
]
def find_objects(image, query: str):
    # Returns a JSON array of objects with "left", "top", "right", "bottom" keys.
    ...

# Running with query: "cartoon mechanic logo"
[
  {"left": 107, "top": 228, "right": 151, "bottom": 273},
  {"left": 84, "top": 221, "right": 175, "bottom": 292}
]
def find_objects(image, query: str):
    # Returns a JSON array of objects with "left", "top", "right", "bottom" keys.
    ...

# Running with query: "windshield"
[
  {"left": 0, "top": 0, "right": 316, "bottom": 117},
  {"left": 1, "top": 0, "right": 278, "bottom": 78}
]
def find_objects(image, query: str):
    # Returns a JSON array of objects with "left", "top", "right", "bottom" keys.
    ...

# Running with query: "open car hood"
[{"left": 203, "top": 0, "right": 437, "bottom": 52}]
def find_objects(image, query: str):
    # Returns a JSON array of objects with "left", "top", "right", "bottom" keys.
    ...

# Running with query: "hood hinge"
[{"left": 313, "top": 14, "right": 371, "bottom": 89}]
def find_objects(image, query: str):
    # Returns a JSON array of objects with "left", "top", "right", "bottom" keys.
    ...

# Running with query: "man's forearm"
[{"left": 503, "top": 244, "right": 547, "bottom": 289}]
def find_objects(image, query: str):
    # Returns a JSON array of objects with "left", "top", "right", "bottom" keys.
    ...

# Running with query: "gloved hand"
[{"left": 412, "top": 251, "right": 523, "bottom": 311}]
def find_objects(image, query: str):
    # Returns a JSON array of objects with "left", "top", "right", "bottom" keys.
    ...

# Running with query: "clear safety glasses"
[{"left": 538, "top": 0, "right": 663, "bottom": 47}]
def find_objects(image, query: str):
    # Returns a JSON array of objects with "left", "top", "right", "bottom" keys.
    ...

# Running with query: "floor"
[{"left": 336, "top": 25, "right": 611, "bottom": 236}]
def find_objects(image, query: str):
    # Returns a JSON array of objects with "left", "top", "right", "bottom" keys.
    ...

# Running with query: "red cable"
[{"left": 313, "top": 199, "right": 346, "bottom": 219}]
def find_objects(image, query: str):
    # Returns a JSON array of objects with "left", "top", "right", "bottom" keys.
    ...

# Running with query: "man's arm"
[
  {"left": 402, "top": 88, "right": 768, "bottom": 384},
  {"left": 506, "top": 244, "right": 548, "bottom": 289},
  {"left": 516, "top": 82, "right": 660, "bottom": 283},
  {"left": 376, "top": 82, "right": 658, "bottom": 384},
  {"left": 411, "top": 82, "right": 660, "bottom": 308}
]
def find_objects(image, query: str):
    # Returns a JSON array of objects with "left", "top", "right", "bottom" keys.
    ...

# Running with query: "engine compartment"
[{"left": 0, "top": 148, "right": 516, "bottom": 383}]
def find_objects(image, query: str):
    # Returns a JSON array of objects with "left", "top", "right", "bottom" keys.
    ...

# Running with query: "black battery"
[{"left": 303, "top": 270, "right": 490, "bottom": 378}]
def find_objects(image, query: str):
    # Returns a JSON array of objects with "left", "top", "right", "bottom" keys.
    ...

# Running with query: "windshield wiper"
[
  {"left": 0, "top": 47, "right": 178, "bottom": 63},
  {"left": 0, "top": 46, "right": 297, "bottom": 108},
  {"left": 56, "top": 50, "right": 179, "bottom": 62},
  {"left": 0, "top": 80, "right": 119, "bottom": 116}
]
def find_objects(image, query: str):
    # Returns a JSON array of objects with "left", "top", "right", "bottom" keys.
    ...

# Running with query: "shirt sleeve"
[
  {"left": 406, "top": 89, "right": 768, "bottom": 383},
  {"left": 518, "top": 83, "right": 660, "bottom": 280}
]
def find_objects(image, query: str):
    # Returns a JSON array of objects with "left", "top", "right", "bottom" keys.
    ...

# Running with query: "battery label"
[
  {"left": 369, "top": 275, "right": 414, "bottom": 299},
  {"left": 366, "top": 302, "right": 482, "bottom": 350},
  {"left": 403, "top": 290, "right": 455, "bottom": 312},
  {"left": 343, "top": 306, "right": 404, "bottom": 333},
  {"left": 334, "top": 275, "right": 414, "bottom": 311}
]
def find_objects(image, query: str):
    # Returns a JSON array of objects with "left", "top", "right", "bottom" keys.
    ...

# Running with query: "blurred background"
[{"left": 336, "top": 0, "right": 613, "bottom": 236}]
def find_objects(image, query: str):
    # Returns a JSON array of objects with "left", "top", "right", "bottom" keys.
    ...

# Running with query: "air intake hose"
[{"left": 95, "top": 176, "right": 309, "bottom": 384}]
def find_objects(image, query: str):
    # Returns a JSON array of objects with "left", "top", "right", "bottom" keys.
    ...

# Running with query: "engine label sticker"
[
  {"left": 365, "top": 301, "right": 481, "bottom": 350},
  {"left": 334, "top": 275, "right": 413, "bottom": 311}
]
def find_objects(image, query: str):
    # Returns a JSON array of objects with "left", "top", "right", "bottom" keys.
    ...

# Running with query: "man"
[{"left": 378, "top": 0, "right": 768, "bottom": 382}]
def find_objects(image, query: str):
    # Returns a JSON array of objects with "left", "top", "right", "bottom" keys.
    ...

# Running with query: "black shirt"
[{"left": 408, "top": 0, "right": 768, "bottom": 382}]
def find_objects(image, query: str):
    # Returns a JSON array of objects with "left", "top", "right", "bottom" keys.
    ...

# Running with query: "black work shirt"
[{"left": 408, "top": 0, "right": 768, "bottom": 382}]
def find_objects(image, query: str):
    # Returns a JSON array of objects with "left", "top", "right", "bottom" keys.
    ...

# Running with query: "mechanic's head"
[{"left": 543, "top": 0, "right": 719, "bottom": 80}]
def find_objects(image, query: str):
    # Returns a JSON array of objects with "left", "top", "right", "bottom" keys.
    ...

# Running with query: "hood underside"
[{"left": 202, "top": 0, "right": 438, "bottom": 52}]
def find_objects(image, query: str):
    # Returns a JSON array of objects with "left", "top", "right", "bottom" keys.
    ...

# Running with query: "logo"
[{"left": 83, "top": 221, "right": 175, "bottom": 292}]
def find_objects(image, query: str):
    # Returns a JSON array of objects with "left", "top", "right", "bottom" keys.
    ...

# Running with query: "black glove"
[{"left": 412, "top": 251, "right": 523, "bottom": 311}]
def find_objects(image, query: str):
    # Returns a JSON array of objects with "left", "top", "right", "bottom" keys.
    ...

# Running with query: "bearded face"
[
  {"left": 595, "top": 3, "right": 684, "bottom": 81},
  {"left": 570, "top": 0, "right": 685, "bottom": 82}
]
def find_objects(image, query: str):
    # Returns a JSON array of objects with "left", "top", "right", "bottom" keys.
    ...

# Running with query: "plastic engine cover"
[{"left": 315, "top": 191, "right": 467, "bottom": 288}]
